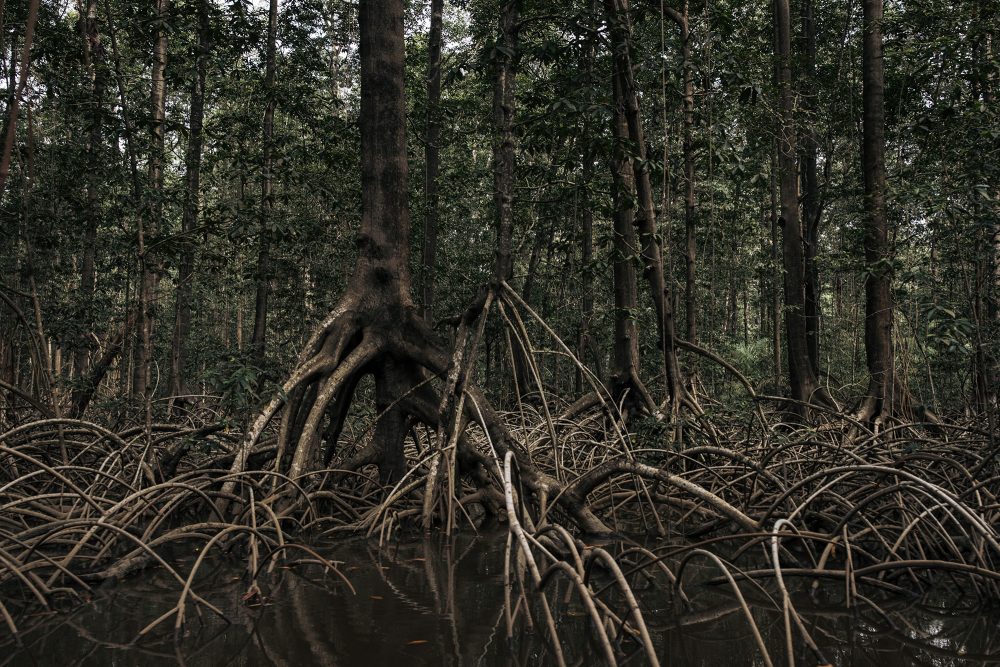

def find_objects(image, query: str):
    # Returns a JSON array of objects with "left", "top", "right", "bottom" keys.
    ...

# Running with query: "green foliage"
[
  {"left": 203, "top": 352, "right": 265, "bottom": 415},
  {"left": 0, "top": 0, "right": 996, "bottom": 420}
]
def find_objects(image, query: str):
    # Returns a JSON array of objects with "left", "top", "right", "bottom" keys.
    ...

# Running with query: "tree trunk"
[
  {"left": 133, "top": 0, "right": 170, "bottom": 400},
  {"left": 770, "top": 144, "right": 782, "bottom": 387},
  {"left": 225, "top": 0, "right": 611, "bottom": 535},
  {"left": 610, "top": 77, "right": 654, "bottom": 415},
  {"left": 0, "top": 0, "right": 39, "bottom": 197},
  {"left": 492, "top": 0, "right": 519, "bottom": 284},
  {"left": 521, "top": 218, "right": 547, "bottom": 305},
  {"left": 251, "top": 0, "right": 279, "bottom": 363},
  {"left": 577, "top": 198, "right": 594, "bottom": 394},
  {"left": 491, "top": 0, "right": 533, "bottom": 399},
  {"left": 857, "top": 0, "right": 899, "bottom": 421},
  {"left": 605, "top": 0, "right": 682, "bottom": 408},
  {"left": 169, "top": 0, "right": 210, "bottom": 411},
  {"left": 75, "top": 0, "right": 107, "bottom": 382},
  {"left": 70, "top": 316, "right": 132, "bottom": 417},
  {"left": 681, "top": 2, "right": 697, "bottom": 346},
  {"left": 103, "top": 0, "right": 142, "bottom": 202},
  {"left": 800, "top": 0, "right": 822, "bottom": 377},
  {"left": 774, "top": 0, "right": 827, "bottom": 410},
  {"left": 576, "top": 2, "right": 599, "bottom": 396},
  {"left": 973, "top": 25, "right": 997, "bottom": 422},
  {"left": 420, "top": 0, "right": 443, "bottom": 322}
]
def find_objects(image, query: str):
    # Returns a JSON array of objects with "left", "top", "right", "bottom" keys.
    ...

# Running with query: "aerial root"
[{"left": 2, "top": 289, "right": 997, "bottom": 661}]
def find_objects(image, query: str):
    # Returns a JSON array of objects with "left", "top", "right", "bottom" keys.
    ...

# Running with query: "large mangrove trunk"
[{"left": 223, "top": 0, "right": 618, "bottom": 537}]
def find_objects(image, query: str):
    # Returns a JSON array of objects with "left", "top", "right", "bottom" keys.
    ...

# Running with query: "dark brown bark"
[
  {"left": 973, "top": 25, "right": 997, "bottom": 419},
  {"left": 610, "top": 79, "right": 654, "bottom": 414},
  {"left": 373, "top": 359, "right": 419, "bottom": 484},
  {"left": 576, "top": 2, "right": 600, "bottom": 395},
  {"left": 680, "top": 2, "right": 697, "bottom": 346},
  {"left": 858, "top": 0, "right": 898, "bottom": 420},
  {"left": 70, "top": 316, "right": 132, "bottom": 417},
  {"left": 355, "top": 0, "right": 412, "bottom": 298},
  {"left": 491, "top": 0, "right": 533, "bottom": 399},
  {"left": 251, "top": 0, "right": 279, "bottom": 362},
  {"left": 0, "top": 0, "right": 39, "bottom": 197},
  {"left": 492, "top": 0, "right": 519, "bottom": 284},
  {"left": 226, "top": 0, "right": 611, "bottom": 535},
  {"left": 577, "top": 199, "right": 595, "bottom": 394},
  {"left": 769, "top": 145, "right": 782, "bottom": 386},
  {"left": 420, "top": 0, "right": 443, "bottom": 322},
  {"left": 133, "top": 0, "right": 170, "bottom": 399},
  {"left": 169, "top": 0, "right": 210, "bottom": 409},
  {"left": 605, "top": 0, "right": 682, "bottom": 407},
  {"left": 102, "top": 0, "right": 141, "bottom": 202},
  {"left": 75, "top": 0, "right": 107, "bottom": 381},
  {"left": 800, "top": 0, "right": 822, "bottom": 377},
  {"left": 521, "top": 219, "right": 547, "bottom": 305},
  {"left": 774, "top": 0, "right": 826, "bottom": 409}
]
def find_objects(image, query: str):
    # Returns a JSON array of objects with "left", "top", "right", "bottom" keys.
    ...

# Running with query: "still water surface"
[{"left": 5, "top": 529, "right": 998, "bottom": 666}]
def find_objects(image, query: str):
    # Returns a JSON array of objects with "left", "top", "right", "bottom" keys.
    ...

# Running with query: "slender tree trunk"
[
  {"left": 726, "top": 235, "right": 738, "bottom": 334},
  {"left": 0, "top": 0, "right": 5, "bottom": 111},
  {"left": 770, "top": 145, "right": 781, "bottom": 387},
  {"left": 973, "top": 25, "right": 997, "bottom": 420},
  {"left": 577, "top": 196, "right": 594, "bottom": 393},
  {"left": 103, "top": 0, "right": 141, "bottom": 201},
  {"left": 605, "top": 0, "right": 682, "bottom": 408},
  {"left": 610, "top": 78, "right": 654, "bottom": 414},
  {"left": 133, "top": 0, "right": 170, "bottom": 400},
  {"left": 169, "top": 0, "right": 210, "bottom": 410},
  {"left": 680, "top": 2, "right": 697, "bottom": 346},
  {"left": 420, "top": 0, "right": 443, "bottom": 322},
  {"left": 492, "top": 0, "right": 519, "bottom": 284},
  {"left": 491, "top": 0, "right": 533, "bottom": 398},
  {"left": 20, "top": 107, "right": 52, "bottom": 402},
  {"left": 774, "top": 0, "right": 826, "bottom": 410},
  {"left": 521, "top": 219, "right": 547, "bottom": 305},
  {"left": 986, "top": 32, "right": 998, "bottom": 420},
  {"left": 576, "top": 1, "right": 599, "bottom": 395},
  {"left": 75, "top": 0, "right": 107, "bottom": 381},
  {"left": 800, "top": 0, "right": 822, "bottom": 377},
  {"left": 252, "top": 0, "right": 279, "bottom": 363},
  {"left": 858, "top": 0, "right": 900, "bottom": 421},
  {"left": 0, "top": 0, "right": 39, "bottom": 197}
]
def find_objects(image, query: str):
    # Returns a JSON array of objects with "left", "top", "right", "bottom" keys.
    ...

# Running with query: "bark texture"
[
  {"left": 133, "top": 0, "right": 170, "bottom": 399},
  {"left": 170, "top": 0, "right": 210, "bottom": 410},
  {"left": 858, "top": 0, "right": 899, "bottom": 421},
  {"left": 774, "top": 0, "right": 828, "bottom": 411},
  {"left": 420, "top": 0, "right": 443, "bottom": 322},
  {"left": 251, "top": 0, "right": 279, "bottom": 363},
  {"left": 605, "top": 0, "right": 682, "bottom": 407}
]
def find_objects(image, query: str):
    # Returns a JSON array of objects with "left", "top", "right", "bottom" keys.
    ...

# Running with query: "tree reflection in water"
[{"left": 3, "top": 529, "right": 998, "bottom": 666}]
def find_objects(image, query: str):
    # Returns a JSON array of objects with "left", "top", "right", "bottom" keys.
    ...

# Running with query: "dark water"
[{"left": 4, "top": 529, "right": 999, "bottom": 666}]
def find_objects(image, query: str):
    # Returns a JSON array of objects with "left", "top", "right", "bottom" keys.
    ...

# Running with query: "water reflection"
[{"left": 4, "top": 529, "right": 997, "bottom": 666}]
